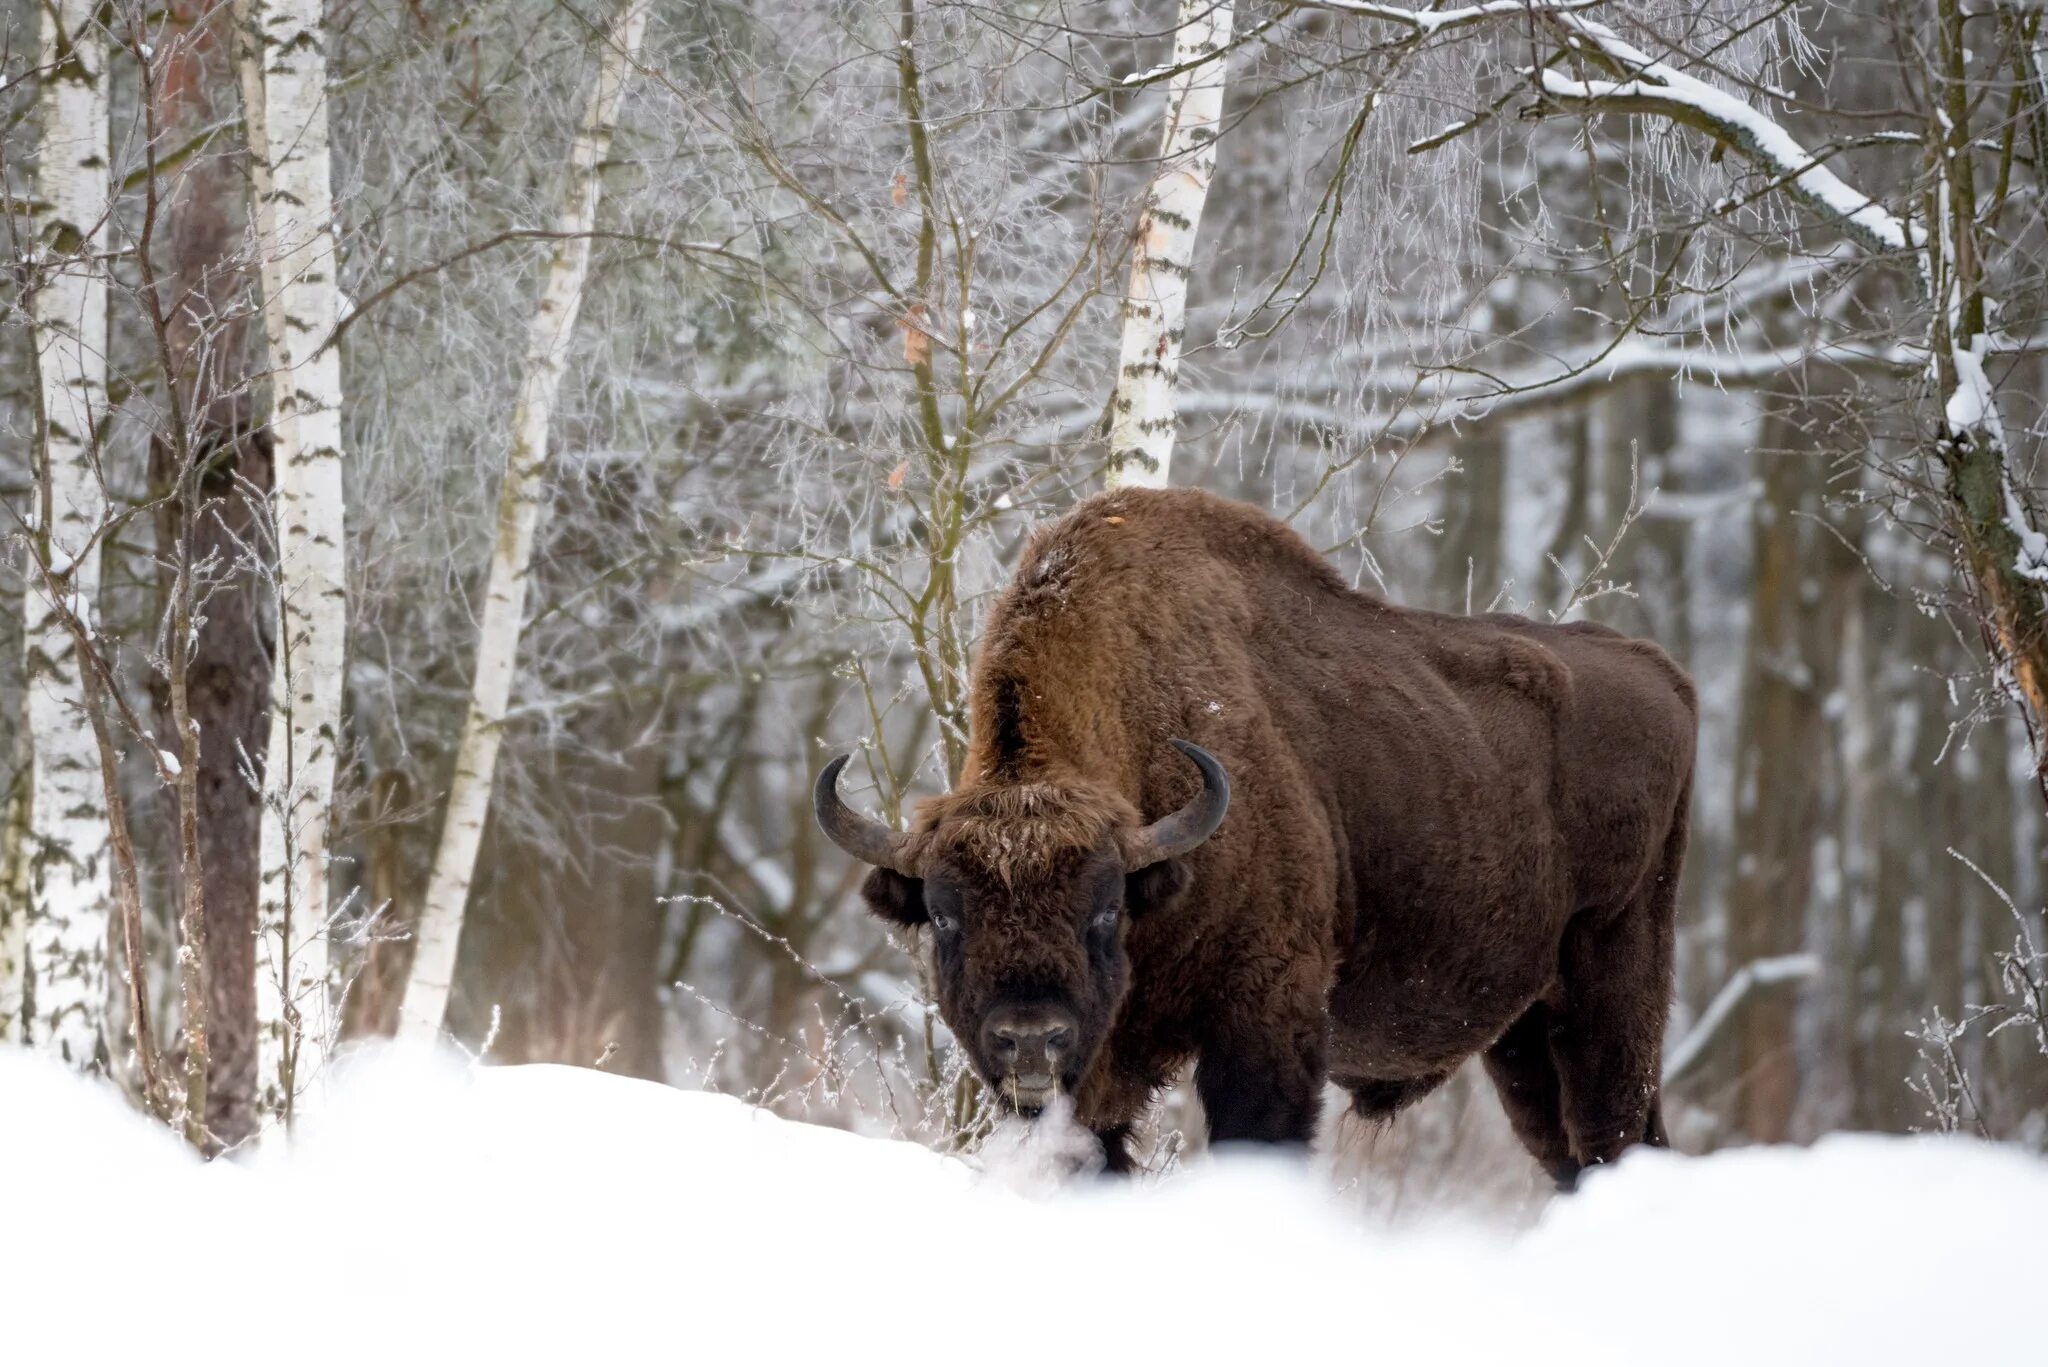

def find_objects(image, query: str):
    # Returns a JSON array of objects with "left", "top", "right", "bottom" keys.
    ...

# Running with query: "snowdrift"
[{"left": 3, "top": 1046, "right": 2041, "bottom": 1365}]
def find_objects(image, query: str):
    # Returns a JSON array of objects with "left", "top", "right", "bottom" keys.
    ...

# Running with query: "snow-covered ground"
[{"left": 5, "top": 1046, "right": 2042, "bottom": 1365}]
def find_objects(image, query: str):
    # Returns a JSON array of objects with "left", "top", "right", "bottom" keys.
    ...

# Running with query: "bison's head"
[{"left": 814, "top": 741, "right": 1228, "bottom": 1116}]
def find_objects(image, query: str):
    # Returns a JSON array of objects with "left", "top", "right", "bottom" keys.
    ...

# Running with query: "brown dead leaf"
[
  {"left": 887, "top": 460, "right": 909, "bottom": 489},
  {"left": 891, "top": 172, "right": 909, "bottom": 207},
  {"left": 899, "top": 305, "right": 931, "bottom": 366},
  {"left": 1103, "top": 516, "right": 1125, "bottom": 526}
]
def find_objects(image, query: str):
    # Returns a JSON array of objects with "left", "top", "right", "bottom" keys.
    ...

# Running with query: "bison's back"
[{"left": 979, "top": 489, "right": 1695, "bottom": 897}]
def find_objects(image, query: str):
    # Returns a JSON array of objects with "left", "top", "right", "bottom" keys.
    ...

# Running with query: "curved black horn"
[
  {"left": 1124, "top": 739, "right": 1231, "bottom": 870},
  {"left": 813, "top": 754, "right": 917, "bottom": 874}
]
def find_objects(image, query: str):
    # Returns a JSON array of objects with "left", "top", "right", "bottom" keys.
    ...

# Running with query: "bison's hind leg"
[
  {"left": 1481, "top": 1003, "right": 1581, "bottom": 1191},
  {"left": 1549, "top": 839, "right": 1682, "bottom": 1175}
]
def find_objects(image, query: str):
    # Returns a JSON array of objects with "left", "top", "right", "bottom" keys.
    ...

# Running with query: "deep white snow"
[{"left": 3, "top": 1046, "right": 2042, "bottom": 1364}]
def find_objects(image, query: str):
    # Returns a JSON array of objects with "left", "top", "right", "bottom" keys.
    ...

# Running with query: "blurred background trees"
[{"left": 3, "top": 0, "right": 2044, "bottom": 1182}]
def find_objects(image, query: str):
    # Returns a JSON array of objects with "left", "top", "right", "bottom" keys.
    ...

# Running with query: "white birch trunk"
[
  {"left": 238, "top": 0, "right": 349, "bottom": 1120},
  {"left": 1105, "top": 0, "right": 1233, "bottom": 490},
  {"left": 396, "top": 0, "right": 649, "bottom": 1042},
  {"left": 0, "top": 771, "right": 27, "bottom": 1043},
  {"left": 17, "top": 0, "right": 113, "bottom": 1066}
]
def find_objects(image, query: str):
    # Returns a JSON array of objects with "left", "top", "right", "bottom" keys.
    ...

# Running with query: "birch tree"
[
  {"left": 0, "top": 760, "right": 25, "bottom": 1043},
  {"left": 1105, "top": 0, "right": 1233, "bottom": 490},
  {"left": 397, "top": 0, "right": 650, "bottom": 1042},
  {"left": 15, "top": 0, "right": 114, "bottom": 1067},
  {"left": 236, "top": 0, "right": 351, "bottom": 1119}
]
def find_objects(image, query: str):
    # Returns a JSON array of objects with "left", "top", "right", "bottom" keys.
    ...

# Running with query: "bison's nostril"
[{"left": 984, "top": 1009, "right": 1078, "bottom": 1073}]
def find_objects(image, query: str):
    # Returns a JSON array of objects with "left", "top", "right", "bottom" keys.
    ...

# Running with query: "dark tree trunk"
[
  {"left": 151, "top": 429, "right": 273, "bottom": 1148},
  {"left": 1722, "top": 406, "right": 1858, "bottom": 1141},
  {"left": 150, "top": 1, "right": 273, "bottom": 1149}
]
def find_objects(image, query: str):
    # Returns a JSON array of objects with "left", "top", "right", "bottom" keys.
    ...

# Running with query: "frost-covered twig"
[
  {"left": 1903, "top": 858, "right": 2045, "bottom": 1137},
  {"left": 1549, "top": 448, "right": 1644, "bottom": 621},
  {"left": 1942, "top": 848, "right": 2048, "bottom": 1059}
]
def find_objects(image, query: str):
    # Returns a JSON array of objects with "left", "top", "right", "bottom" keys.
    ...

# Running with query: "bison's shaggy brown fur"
[{"left": 833, "top": 487, "right": 1697, "bottom": 1184}]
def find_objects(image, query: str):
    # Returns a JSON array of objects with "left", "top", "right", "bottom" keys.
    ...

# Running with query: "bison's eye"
[
  {"left": 1090, "top": 903, "right": 1120, "bottom": 934},
  {"left": 925, "top": 884, "right": 962, "bottom": 936}
]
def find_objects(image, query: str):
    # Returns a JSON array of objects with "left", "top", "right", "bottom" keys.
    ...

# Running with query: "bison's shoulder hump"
[
  {"left": 1499, "top": 636, "right": 1573, "bottom": 708},
  {"left": 1425, "top": 626, "right": 1574, "bottom": 711},
  {"left": 1041, "top": 487, "right": 1353, "bottom": 598}
]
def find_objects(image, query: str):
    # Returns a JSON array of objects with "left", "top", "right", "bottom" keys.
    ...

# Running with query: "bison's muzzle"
[{"left": 983, "top": 1004, "right": 1077, "bottom": 1114}]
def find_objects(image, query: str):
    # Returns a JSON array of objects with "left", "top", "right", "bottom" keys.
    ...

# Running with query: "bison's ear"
[
  {"left": 1125, "top": 858, "right": 1192, "bottom": 917},
  {"left": 860, "top": 867, "right": 927, "bottom": 926}
]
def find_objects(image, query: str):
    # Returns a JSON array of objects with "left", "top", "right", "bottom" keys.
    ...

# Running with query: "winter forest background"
[{"left": 4, "top": 0, "right": 2048, "bottom": 1211}]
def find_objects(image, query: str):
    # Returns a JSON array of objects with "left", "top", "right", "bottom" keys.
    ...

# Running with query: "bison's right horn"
[
  {"left": 814, "top": 754, "right": 917, "bottom": 874},
  {"left": 1123, "top": 739, "right": 1231, "bottom": 870}
]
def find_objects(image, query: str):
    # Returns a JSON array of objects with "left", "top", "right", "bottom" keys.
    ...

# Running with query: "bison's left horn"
[
  {"left": 814, "top": 754, "right": 918, "bottom": 874},
  {"left": 1123, "top": 739, "right": 1231, "bottom": 870}
]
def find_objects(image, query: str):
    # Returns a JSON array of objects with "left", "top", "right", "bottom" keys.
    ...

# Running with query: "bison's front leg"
[
  {"left": 1076, "top": 1059, "right": 1161, "bottom": 1176},
  {"left": 1194, "top": 1018, "right": 1326, "bottom": 1150},
  {"left": 1093, "top": 1123, "right": 1138, "bottom": 1175}
]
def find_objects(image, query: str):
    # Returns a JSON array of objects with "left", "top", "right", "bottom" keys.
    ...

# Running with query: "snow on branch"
[
  {"left": 1303, "top": 0, "right": 1605, "bottom": 36},
  {"left": 1664, "top": 953, "right": 1820, "bottom": 1085},
  {"left": 1945, "top": 342, "right": 2048, "bottom": 584},
  {"left": 1164, "top": 332, "right": 1916, "bottom": 451},
  {"left": 1429, "top": 335, "right": 1913, "bottom": 421},
  {"left": 1529, "top": 15, "right": 1924, "bottom": 258}
]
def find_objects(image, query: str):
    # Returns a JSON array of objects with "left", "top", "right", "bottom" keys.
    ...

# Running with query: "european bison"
[{"left": 817, "top": 487, "right": 1696, "bottom": 1185}]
